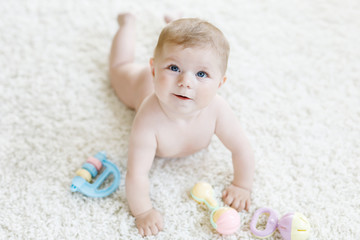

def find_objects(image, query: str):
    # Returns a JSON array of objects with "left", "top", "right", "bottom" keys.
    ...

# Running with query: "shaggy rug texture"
[{"left": 1, "top": 0, "right": 359, "bottom": 239}]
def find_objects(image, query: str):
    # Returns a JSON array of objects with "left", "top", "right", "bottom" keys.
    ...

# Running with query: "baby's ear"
[
  {"left": 218, "top": 76, "right": 227, "bottom": 88},
  {"left": 149, "top": 58, "right": 155, "bottom": 77}
]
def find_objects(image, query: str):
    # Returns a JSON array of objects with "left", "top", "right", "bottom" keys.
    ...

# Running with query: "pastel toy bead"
[
  {"left": 82, "top": 163, "right": 98, "bottom": 178},
  {"left": 76, "top": 168, "right": 92, "bottom": 182},
  {"left": 250, "top": 207, "right": 278, "bottom": 238},
  {"left": 211, "top": 207, "right": 240, "bottom": 235},
  {"left": 87, "top": 156, "right": 102, "bottom": 171},
  {"left": 278, "top": 212, "right": 311, "bottom": 240},
  {"left": 191, "top": 182, "right": 218, "bottom": 209},
  {"left": 212, "top": 207, "right": 229, "bottom": 223},
  {"left": 250, "top": 208, "right": 311, "bottom": 240}
]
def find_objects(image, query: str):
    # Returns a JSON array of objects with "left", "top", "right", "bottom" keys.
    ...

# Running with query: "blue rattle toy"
[{"left": 70, "top": 151, "right": 121, "bottom": 197}]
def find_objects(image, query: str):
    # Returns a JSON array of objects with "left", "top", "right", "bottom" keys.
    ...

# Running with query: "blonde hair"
[{"left": 154, "top": 18, "right": 230, "bottom": 74}]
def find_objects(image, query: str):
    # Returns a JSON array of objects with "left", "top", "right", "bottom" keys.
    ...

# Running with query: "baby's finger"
[
  {"left": 245, "top": 198, "right": 251, "bottom": 211},
  {"left": 156, "top": 220, "right": 164, "bottom": 231},
  {"left": 138, "top": 227, "right": 144, "bottom": 237},
  {"left": 223, "top": 194, "right": 234, "bottom": 206},
  {"left": 222, "top": 189, "right": 228, "bottom": 198},
  {"left": 144, "top": 227, "right": 152, "bottom": 236},
  {"left": 230, "top": 199, "right": 240, "bottom": 211},
  {"left": 150, "top": 225, "right": 159, "bottom": 235},
  {"left": 238, "top": 200, "right": 246, "bottom": 212}
]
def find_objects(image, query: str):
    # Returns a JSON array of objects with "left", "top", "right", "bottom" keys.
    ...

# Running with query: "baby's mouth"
[{"left": 173, "top": 94, "right": 192, "bottom": 100}]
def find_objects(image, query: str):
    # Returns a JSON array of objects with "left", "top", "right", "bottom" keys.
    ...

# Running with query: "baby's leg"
[{"left": 109, "top": 13, "right": 153, "bottom": 111}]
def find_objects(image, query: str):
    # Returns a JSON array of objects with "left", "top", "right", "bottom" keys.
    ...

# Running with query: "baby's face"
[{"left": 151, "top": 43, "right": 226, "bottom": 115}]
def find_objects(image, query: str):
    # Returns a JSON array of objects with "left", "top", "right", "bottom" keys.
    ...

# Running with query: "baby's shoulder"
[
  {"left": 206, "top": 95, "right": 236, "bottom": 123},
  {"left": 209, "top": 94, "right": 231, "bottom": 112},
  {"left": 134, "top": 94, "right": 163, "bottom": 122},
  {"left": 213, "top": 94, "right": 228, "bottom": 105}
]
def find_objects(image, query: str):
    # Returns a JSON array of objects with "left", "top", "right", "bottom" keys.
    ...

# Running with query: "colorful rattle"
[
  {"left": 70, "top": 151, "right": 121, "bottom": 198},
  {"left": 191, "top": 182, "right": 240, "bottom": 235},
  {"left": 250, "top": 207, "right": 311, "bottom": 240}
]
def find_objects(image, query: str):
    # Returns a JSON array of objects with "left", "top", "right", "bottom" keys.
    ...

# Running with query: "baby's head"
[{"left": 154, "top": 18, "right": 230, "bottom": 75}]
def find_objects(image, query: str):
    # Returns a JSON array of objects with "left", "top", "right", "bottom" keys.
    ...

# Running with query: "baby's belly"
[{"left": 155, "top": 137, "right": 212, "bottom": 158}]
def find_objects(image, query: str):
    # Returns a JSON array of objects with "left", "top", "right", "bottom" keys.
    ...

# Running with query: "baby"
[{"left": 109, "top": 13, "right": 254, "bottom": 236}]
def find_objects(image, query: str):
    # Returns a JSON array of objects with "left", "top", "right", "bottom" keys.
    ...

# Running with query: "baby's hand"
[
  {"left": 222, "top": 184, "right": 251, "bottom": 212},
  {"left": 135, "top": 208, "right": 164, "bottom": 236}
]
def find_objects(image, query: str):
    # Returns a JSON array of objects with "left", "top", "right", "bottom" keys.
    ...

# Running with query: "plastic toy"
[
  {"left": 191, "top": 182, "right": 240, "bottom": 235},
  {"left": 250, "top": 207, "right": 311, "bottom": 240},
  {"left": 70, "top": 151, "right": 121, "bottom": 198}
]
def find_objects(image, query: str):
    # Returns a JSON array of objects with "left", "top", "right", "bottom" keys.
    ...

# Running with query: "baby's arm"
[
  {"left": 214, "top": 96, "right": 255, "bottom": 211},
  {"left": 126, "top": 112, "right": 163, "bottom": 236}
]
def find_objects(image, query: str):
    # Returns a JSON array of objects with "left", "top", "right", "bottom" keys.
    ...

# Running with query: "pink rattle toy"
[
  {"left": 250, "top": 207, "right": 311, "bottom": 240},
  {"left": 191, "top": 182, "right": 240, "bottom": 235}
]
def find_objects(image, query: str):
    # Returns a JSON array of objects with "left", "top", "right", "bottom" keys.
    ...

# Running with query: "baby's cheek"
[
  {"left": 197, "top": 89, "right": 216, "bottom": 105},
  {"left": 154, "top": 78, "right": 169, "bottom": 95}
]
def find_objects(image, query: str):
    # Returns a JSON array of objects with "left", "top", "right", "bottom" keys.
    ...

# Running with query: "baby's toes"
[{"left": 117, "top": 13, "right": 135, "bottom": 25}]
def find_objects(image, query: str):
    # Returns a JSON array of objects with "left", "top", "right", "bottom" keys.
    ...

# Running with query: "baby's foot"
[
  {"left": 117, "top": 12, "right": 136, "bottom": 26},
  {"left": 164, "top": 11, "right": 183, "bottom": 24},
  {"left": 135, "top": 208, "right": 164, "bottom": 236}
]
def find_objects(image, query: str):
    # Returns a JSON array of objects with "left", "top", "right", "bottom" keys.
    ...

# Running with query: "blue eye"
[
  {"left": 169, "top": 65, "right": 180, "bottom": 72},
  {"left": 196, "top": 71, "right": 207, "bottom": 78}
]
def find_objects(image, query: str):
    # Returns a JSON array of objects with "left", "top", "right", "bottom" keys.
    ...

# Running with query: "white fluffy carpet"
[{"left": 1, "top": 1, "right": 359, "bottom": 239}]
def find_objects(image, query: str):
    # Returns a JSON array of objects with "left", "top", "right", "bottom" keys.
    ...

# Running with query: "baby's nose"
[{"left": 178, "top": 72, "right": 194, "bottom": 88}]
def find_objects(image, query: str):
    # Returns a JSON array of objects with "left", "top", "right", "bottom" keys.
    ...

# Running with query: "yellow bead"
[
  {"left": 76, "top": 168, "right": 92, "bottom": 182},
  {"left": 212, "top": 207, "right": 230, "bottom": 223}
]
